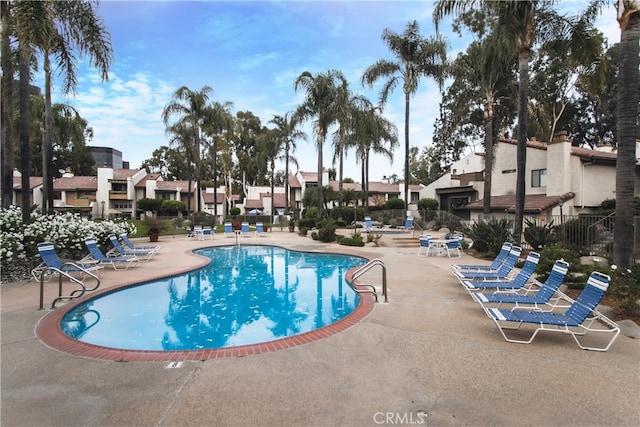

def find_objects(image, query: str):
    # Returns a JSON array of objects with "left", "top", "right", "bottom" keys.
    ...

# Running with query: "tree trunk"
[
  {"left": 0, "top": 0, "right": 14, "bottom": 209},
  {"left": 613, "top": 8, "right": 639, "bottom": 269},
  {"left": 513, "top": 51, "right": 530, "bottom": 245},
  {"left": 19, "top": 44, "right": 31, "bottom": 224},
  {"left": 483, "top": 96, "right": 494, "bottom": 216},
  {"left": 316, "top": 129, "right": 324, "bottom": 216},
  {"left": 285, "top": 146, "right": 290, "bottom": 214},
  {"left": 404, "top": 91, "right": 410, "bottom": 211},
  {"left": 44, "top": 54, "right": 54, "bottom": 214},
  {"left": 338, "top": 133, "right": 344, "bottom": 220}
]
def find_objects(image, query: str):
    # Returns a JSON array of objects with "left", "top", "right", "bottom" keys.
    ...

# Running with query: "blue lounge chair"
[
  {"left": 120, "top": 233, "right": 160, "bottom": 252},
  {"left": 83, "top": 237, "right": 139, "bottom": 270},
  {"left": 460, "top": 251, "right": 539, "bottom": 293},
  {"left": 363, "top": 216, "right": 373, "bottom": 232},
  {"left": 485, "top": 271, "right": 620, "bottom": 351},
  {"left": 241, "top": 222, "right": 251, "bottom": 237},
  {"left": 108, "top": 235, "right": 155, "bottom": 261},
  {"left": 452, "top": 246, "right": 522, "bottom": 282},
  {"left": 471, "top": 259, "right": 570, "bottom": 309},
  {"left": 224, "top": 222, "right": 234, "bottom": 237},
  {"left": 34, "top": 242, "right": 102, "bottom": 309},
  {"left": 398, "top": 217, "right": 413, "bottom": 231},
  {"left": 255, "top": 222, "right": 266, "bottom": 237},
  {"left": 451, "top": 242, "right": 512, "bottom": 272}
]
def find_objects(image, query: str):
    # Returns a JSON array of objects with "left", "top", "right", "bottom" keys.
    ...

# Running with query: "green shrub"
[
  {"left": 316, "top": 219, "right": 337, "bottom": 242},
  {"left": 298, "top": 218, "right": 316, "bottom": 230},
  {"left": 310, "top": 230, "right": 318, "bottom": 240},
  {"left": 609, "top": 264, "right": 640, "bottom": 316},
  {"left": 160, "top": 200, "right": 186, "bottom": 215},
  {"left": 299, "top": 226, "right": 309, "bottom": 236},
  {"left": 339, "top": 237, "right": 365, "bottom": 247},
  {"left": 417, "top": 198, "right": 439, "bottom": 211},
  {"left": 385, "top": 198, "right": 405, "bottom": 209},
  {"left": 536, "top": 244, "right": 579, "bottom": 282},
  {"left": 229, "top": 207, "right": 241, "bottom": 215},
  {"left": 137, "top": 198, "right": 163, "bottom": 213},
  {"left": 464, "top": 218, "right": 512, "bottom": 255},
  {"left": 523, "top": 218, "right": 557, "bottom": 251}
]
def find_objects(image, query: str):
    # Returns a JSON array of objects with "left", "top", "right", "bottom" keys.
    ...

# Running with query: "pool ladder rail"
[
  {"left": 349, "top": 258, "right": 388, "bottom": 303},
  {"left": 38, "top": 265, "right": 101, "bottom": 310}
]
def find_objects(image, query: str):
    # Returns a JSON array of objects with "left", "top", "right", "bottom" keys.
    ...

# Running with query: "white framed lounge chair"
[
  {"left": 224, "top": 222, "right": 234, "bottom": 237},
  {"left": 201, "top": 226, "right": 214, "bottom": 240},
  {"left": 485, "top": 271, "right": 620, "bottom": 351},
  {"left": 120, "top": 233, "right": 160, "bottom": 252},
  {"left": 107, "top": 235, "right": 156, "bottom": 261},
  {"left": 241, "top": 222, "right": 251, "bottom": 237},
  {"left": 83, "top": 237, "right": 139, "bottom": 270},
  {"left": 451, "top": 242, "right": 513, "bottom": 272},
  {"left": 452, "top": 246, "right": 522, "bottom": 283},
  {"left": 460, "top": 251, "right": 539, "bottom": 293},
  {"left": 398, "top": 217, "right": 413, "bottom": 231},
  {"left": 255, "top": 222, "right": 266, "bottom": 237},
  {"left": 471, "top": 259, "right": 570, "bottom": 310}
]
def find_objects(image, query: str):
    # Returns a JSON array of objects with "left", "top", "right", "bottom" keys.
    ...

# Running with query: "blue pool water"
[{"left": 61, "top": 246, "right": 366, "bottom": 351}]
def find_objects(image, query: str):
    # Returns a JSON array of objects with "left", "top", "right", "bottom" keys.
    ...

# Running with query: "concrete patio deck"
[{"left": 2, "top": 230, "right": 639, "bottom": 426}]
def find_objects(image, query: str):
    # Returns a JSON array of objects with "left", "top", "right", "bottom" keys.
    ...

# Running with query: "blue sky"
[{"left": 47, "top": 0, "right": 619, "bottom": 182}]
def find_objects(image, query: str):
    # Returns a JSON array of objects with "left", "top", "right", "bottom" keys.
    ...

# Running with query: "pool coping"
[{"left": 35, "top": 246, "right": 376, "bottom": 362}]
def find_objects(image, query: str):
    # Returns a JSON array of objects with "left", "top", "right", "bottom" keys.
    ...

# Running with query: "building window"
[{"left": 531, "top": 169, "right": 547, "bottom": 187}]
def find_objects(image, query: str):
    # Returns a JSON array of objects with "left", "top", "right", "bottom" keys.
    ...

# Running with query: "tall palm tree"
[
  {"left": 162, "top": 85, "right": 214, "bottom": 213},
  {"left": 434, "top": 0, "right": 590, "bottom": 243},
  {"left": 166, "top": 121, "right": 196, "bottom": 214},
  {"left": 257, "top": 128, "right": 284, "bottom": 222},
  {"left": 362, "top": 20, "right": 447, "bottom": 211},
  {"left": 348, "top": 102, "right": 398, "bottom": 208},
  {"left": 269, "top": 112, "right": 306, "bottom": 215},
  {"left": 580, "top": 0, "right": 640, "bottom": 268},
  {"left": 1, "top": 0, "right": 14, "bottom": 209},
  {"left": 462, "top": 31, "right": 517, "bottom": 215},
  {"left": 294, "top": 69, "right": 346, "bottom": 215},
  {"left": 330, "top": 82, "right": 360, "bottom": 219},
  {"left": 39, "top": 1, "right": 113, "bottom": 214},
  {"left": 612, "top": 0, "right": 639, "bottom": 269},
  {"left": 202, "top": 100, "right": 233, "bottom": 219},
  {"left": 13, "top": 1, "right": 50, "bottom": 223}
]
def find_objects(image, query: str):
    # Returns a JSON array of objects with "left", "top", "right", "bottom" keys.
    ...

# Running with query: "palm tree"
[
  {"left": 39, "top": 1, "right": 113, "bottom": 214},
  {"left": 12, "top": 1, "right": 50, "bottom": 223},
  {"left": 330, "top": 83, "right": 361, "bottom": 219},
  {"left": 462, "top": 31, "right": 517, "bottom": 215},
  {"left": 1, "top": 1, "right": 14, "bottom": 209},
  {"left": 257, "top": 128, "right": 284, "bottom": 222},
  {"left": 162, "top": 85, "right": 214, "bottom": 213},
  {"left": 580, "top": 0, "right": 640, "bottom": 268},
  {"left": 348, "top": 102, "right": 398, "bottom": 208},
  {"left": 362, "top": 20, "right": 447, "bottom": 212},
  {"left": 202, "top": 100, "right": 234, "bottom": 219},
  {"left": 166, "top": 121, "right": 197, "bottom": 214},
  {"left": 612, "top": 0, "right": 639, "bottom": 268},
  {"left": 269, "top": 112, "right": 306, "bottom": 215},
  {"left": 434, "top": 1, "right": 591, "bottom": 243},
  {"left": 294, "top": 69, "right": 346, "bottom": 216}
]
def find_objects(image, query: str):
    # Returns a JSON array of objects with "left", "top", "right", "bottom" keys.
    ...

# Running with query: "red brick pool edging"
[{"left": 35, "top": 248, "right": 377, "bottom": 362}]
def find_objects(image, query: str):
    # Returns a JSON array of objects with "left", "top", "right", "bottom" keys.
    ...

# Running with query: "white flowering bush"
[{"left": 1, "top": 207, "right": 137, "bottom": 282}]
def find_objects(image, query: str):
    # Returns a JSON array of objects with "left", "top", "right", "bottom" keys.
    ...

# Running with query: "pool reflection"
[{"left": 61, "top": 246, "right": 364, "bottom": 351}]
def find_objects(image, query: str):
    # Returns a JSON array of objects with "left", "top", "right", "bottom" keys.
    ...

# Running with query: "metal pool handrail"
[{"left": 349, "top": 258, "right": 387, "bottom": 303}]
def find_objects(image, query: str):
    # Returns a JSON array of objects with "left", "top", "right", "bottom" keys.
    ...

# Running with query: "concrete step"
[{"left": 391, "top": 237, "right": 420, "bottom": 248}]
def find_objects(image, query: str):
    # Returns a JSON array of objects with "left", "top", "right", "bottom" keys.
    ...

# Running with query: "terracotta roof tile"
[
  {"left": 53, "top": 176, "right": 98, "bottom": 190},
  {"left": 465, "top": 192, "right": 575, "bottom": 214}
]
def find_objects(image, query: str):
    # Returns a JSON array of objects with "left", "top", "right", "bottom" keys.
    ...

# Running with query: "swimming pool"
[{"left": 59, "top": 245, "right": 367, "bottom": 352}]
